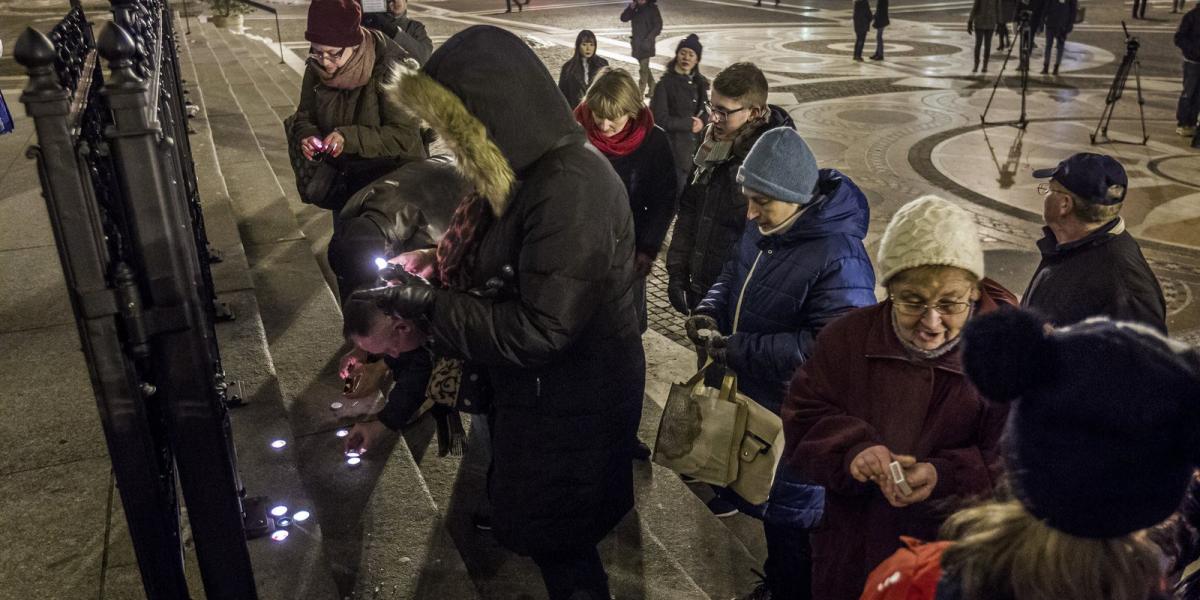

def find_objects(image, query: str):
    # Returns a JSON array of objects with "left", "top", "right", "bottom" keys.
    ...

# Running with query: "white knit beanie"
[{"left": 877, "top": 195, "right": 985, "bottom": 285}]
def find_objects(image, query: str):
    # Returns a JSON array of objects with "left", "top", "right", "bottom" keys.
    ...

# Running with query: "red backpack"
[{"left": 860, "top": 537, "right": 952, "bottom": 600}]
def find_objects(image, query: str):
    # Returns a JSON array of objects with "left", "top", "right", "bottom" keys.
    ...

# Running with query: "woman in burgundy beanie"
[{"left": 285, "top": 0, "right": 427, "bottom": 224}]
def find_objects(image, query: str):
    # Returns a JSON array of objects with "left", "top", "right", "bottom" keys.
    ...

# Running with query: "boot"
[{"left": 1053, "top": 64, "right": 1060, "bottom": 75}]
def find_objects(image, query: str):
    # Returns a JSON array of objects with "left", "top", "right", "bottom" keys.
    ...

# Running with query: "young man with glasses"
[
  {"left": 1024, "top": 153, "right": 1166, "bottom": 332},
  {"left": 666, "top": 62, "right": 795, "bottom": 315}
]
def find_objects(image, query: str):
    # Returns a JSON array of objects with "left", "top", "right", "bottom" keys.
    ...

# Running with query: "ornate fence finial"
[
  {"left": 97, "top": 22, "right": 142, "bottom": 91},
  {"left": 14, "top": 28, "right": 65, "bottom": 101}
]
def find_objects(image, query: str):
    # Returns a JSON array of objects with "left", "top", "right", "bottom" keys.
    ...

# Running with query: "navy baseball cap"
[{"left": 1032, "top": 153, "right": 1128, "bottom": 206}]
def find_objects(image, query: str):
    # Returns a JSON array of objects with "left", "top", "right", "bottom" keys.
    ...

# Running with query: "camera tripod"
[
  {"left": 1091, "top": 22, "right": 1148, "bottom": 145},
  {"left": 981, "top": 11, "right": 1034, "bottom": 129}
]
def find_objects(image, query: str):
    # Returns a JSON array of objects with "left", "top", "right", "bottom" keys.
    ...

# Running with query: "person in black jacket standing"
[
  {"left": 666, "top": 62, "right": 795, "bottom": 315},
  {"left": 362, "top": 0, "right": 434, "bottom": 65},
  {"left": 361, "top": 26, "right": 644, "bottom": 600},
  {"left": 650, "top": 34, "right": 709, "bottom": 192},
  {"left": 852, "top": 0, "right": 874, "bottom": 61},
  {"left": 1023, "top": 153, "right": 1167, "bottom": 333},
  {"left": 869, "top": 0, "right": 890, "bottom": 60},
  {"left": 1133, "top": 0, "right": 1148, "bottom": 19},
  {"left": 1041, "top": 0, "right": 1076, "bottom": 75},
  {"left": 558, "top": 30, "right": 609, "bottom": 109},
  {"left": 1176, "top": 3, "right": 1200, "bottom": 138},
  {"left": 621, "top": 0, "right": 663, "bottom": 97},
  {"left": 576, "top": 69, "right": 678, "bottom": 332}
]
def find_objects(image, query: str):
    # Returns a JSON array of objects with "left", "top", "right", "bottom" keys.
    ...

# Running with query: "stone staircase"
[{"left": 180, "top": 17, "right": 766, "bottom": 599}]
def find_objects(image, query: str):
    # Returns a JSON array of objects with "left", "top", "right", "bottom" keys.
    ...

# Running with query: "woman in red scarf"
[{"left": 574, "top": 69, "right": 678, "bottom": 333}]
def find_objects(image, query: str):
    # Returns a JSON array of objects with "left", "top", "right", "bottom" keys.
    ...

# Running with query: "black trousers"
[
  {"left": 998, "top": 23, "right": 1010, "bottom": 49},
  {"left": 853, "top": 30, "right": 868, "bottom": 59},
  {"left": 1132, "top": 0, "right": 1147, "bottom": 18},
  {"left": 973, "top": 29, "right": 994, "bottom": 70},
  {"left": 531, "top": 546, "right": 611, "bottom": 600},
  {"left": 873, "top": 27, "right": 885, "bottom": 57},
  {"left": 1044, "top": 28, "right": 1067, "bottom": 70},
  {"left": 764, "top": 522, "right": 813, "bottom": 599}
]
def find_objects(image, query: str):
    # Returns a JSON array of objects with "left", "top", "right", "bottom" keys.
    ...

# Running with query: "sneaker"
[
  {"left": 472, "top": 512, "right": 493, "bottom": 531},
  {"left": 1177, "top": 126, "right": 1197, "bottom": 137},
  {"left": 707, "top": 496, "right": 739, "bottom": 518}
]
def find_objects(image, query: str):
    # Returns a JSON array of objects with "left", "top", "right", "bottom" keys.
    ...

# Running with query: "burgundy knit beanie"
[{"left": 305, "top": 0, "right": 363, "bottom": 48}]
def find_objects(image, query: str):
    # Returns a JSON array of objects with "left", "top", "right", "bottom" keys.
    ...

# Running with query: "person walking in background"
[
  {"left": 997, "top": 0, "right": 1017, "bottom": 50},
  {"left": 1176, "top": 2, "right": 1200, "bottom": 137},
  {"left": 558, "top": 30, "right": 609, "bottom": 109},
  {"left": 1177, "top": 0, "right": 1189, "bottom": 14},
  {"left": 687, "top": 128, "right": 876, "bottom": 600},
  {"left": 1041, "top": 0, "right": 1076, "bottom": 75},
  {"left": 621, "top": 0, "right": 663, "bottom": 97},
  {"left": 666, "top": 62, "right": 795, "bottom": 315},
  {"left": 869, "top": 0, "right": 890, "bottom": 60},
  {"left": 852, "top": 0, "right": 874, "bottom": 61},
  {"left": 362, "top": 0, "right": 433, "bottom": 65},
  {"left": 504, "top": 0, "right": 529, "bottom": 13},
  {"left": 575, "top": 69, "right": 678, "bottom": 333},
  {"left": 1133, "top": 0, "right": 1148, "bottom": 19},
  {"left": 1024, "top": 153, "right": 1167, "bottom": 332},
  {"left": 651, "top": 34, "right": 709, "bottom": 193},
  {"left": 968, "top": 0, "right": 999, "bottom": 73},
  {"left": 784, "top": 196, "right": 1016, "bottom": 600}
]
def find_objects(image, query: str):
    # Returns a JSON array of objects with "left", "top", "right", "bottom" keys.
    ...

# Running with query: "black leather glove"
[
  {"left": 351, "top": 282, "right": 436, "bottom": 320},
  {"left": 684, "top": 314, "right": 719, "bottom": 347},
  {"left": 668, "top": 279, "right": 691, "bottom": 315},
  {"left": 705, "top": 334, "right": 729, "bottom": 365}
]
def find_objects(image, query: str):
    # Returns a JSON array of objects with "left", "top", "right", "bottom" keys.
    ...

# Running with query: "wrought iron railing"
[{"left": 14, "top": 1, "right": 257, "bottom": 598}]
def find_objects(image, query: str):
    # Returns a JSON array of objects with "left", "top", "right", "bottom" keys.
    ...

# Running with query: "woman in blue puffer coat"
[{"left": 685, "top": 127, "right": 876, "bottom": 600}]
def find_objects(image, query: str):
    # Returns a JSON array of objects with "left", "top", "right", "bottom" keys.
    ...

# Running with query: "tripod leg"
[
  {"left": 982, "top": 38, "right": 1019, "bottom": 123},
  {"left": 1134, "top": 60, "right": 1148, "bottom": 144}
]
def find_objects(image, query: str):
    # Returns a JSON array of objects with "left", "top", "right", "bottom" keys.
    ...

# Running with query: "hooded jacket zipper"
[{"left": 732, "top": 249, "right": 766, "bottom": 334}]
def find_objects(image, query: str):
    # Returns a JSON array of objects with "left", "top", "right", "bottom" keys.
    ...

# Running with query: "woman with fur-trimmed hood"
[{"left": 355, "top": 25, "right": 644, "bottom": 600}]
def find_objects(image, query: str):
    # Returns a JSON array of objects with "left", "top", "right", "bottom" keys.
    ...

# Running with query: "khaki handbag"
[
  {"left": 725, "top": 375, "right": 785, "bottom": 506},
  {"left": 653, "top": 362, "right": 784, "bottom": 504},
  {"left": 652, "top": 362, "right": 746, "bottom": 486}
]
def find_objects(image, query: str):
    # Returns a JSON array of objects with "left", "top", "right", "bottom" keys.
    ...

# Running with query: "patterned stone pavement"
[{"left": 40, "top": 0, "right": 1192, "bottom": 345}]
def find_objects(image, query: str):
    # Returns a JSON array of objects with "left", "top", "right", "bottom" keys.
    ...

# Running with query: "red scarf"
[{"left": 574, "top": 104, "right": 654, "bottom": 158}]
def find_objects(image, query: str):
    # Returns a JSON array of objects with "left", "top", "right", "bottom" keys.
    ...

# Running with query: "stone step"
[{"left": 181, "top": 20, "right": 479, "bottom": 599}]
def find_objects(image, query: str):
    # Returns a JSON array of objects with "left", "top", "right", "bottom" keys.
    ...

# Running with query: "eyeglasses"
[
  {"left": 705, "top": 102, "right": 749, "bottom": 121},
  {"left": 889, "top": 296, "right": 972, "bottom": 316},
  {"left": 308, "top": 46, "right": 348, "bottom": 63},
  {"left": 1037, "top": 182, "right": 1068, "bottom": 197}
]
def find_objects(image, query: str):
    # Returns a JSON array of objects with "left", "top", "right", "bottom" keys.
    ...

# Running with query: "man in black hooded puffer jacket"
[{"left": 357, "top": 26, "right": 644, "bottom": 600}]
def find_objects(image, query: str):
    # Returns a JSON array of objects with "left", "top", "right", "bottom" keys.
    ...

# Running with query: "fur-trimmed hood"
[{"left": 382, "top": 26, "right": 583, "bottom": 216}]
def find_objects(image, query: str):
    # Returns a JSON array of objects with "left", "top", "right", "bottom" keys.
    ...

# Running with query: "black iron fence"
[{"left": 14, "top": 0, "right": 257, "bottom": 597}]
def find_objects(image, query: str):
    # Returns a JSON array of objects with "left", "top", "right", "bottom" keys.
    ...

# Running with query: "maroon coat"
[{"left": 781, "top": 279, "right": 1016, "bottom": 600}]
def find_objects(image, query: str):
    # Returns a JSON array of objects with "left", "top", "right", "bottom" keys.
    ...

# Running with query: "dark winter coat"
[
  {"left": 413, "top": 26, "right": 645, "bottom": 557},
  {"left": 666, "top": 105, "right": 796, "bottom": 311},
  {"left": 620, "top": 0, "right": 663, "bottom": 59},
  {"left": 558, "top": 32, "right": 610, "bottom": 109},
  {"left": 605, "top": 125, "right": 679, "bottom": 255},
  {"left": 1022, "top": 217, "right": 1167, "bottom": 333},
  {"left": 998, "top": 0, "right": 1018, "bottom": 24},
  {"left": 378, "top": 348, "right": 434, "bottom": 430},
  {"left": 854, "top": 0, "right": 874, "bottom": 35},
  {"left": 694, "top": 169, "right": 876, "bottom": 414},
  {"left": 1177, "top": 6, "right": 1200, "bottom": 63},
  {"left": 290, "top": 29, "right": 425, "bottom": 162},
  {"left": 329, "top": 156, "right": 466, "bottom": 297},
  {"left": 650, "top": 62, "right": 710, "bottom": 184},
  {"left": 362, "top": 10, "right": 434, "bottom": 65},
  {"left": 875, "top": 0, "right": 891, "bottom": 28},
  {"left": 969, "top": 0, "right": 1001, "bottom": 30},
  {"left": 782, "top": 281, "right": 1016, "bottom": 600},
  {"left": 1042, "top": 0, "right": 1077, "bottom": 33}
]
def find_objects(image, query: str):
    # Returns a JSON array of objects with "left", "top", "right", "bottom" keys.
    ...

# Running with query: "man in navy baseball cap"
[{"left": 1022, "top": 152, "right": 1166, "bottom": 332}]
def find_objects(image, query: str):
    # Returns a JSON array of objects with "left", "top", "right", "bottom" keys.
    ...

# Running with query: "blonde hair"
[
  {"left": 583, "top": 69, "right": 643, "bottom": 121},
  {"left": 939, "top": 500, "right": 1162, "bottom": 600}
]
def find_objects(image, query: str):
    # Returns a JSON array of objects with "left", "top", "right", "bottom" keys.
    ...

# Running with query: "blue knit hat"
[
  {"left": 737, "top": 128, "right": 819, "bottom": 205},
  {"left": 963, "top": 309, "right": 1200, "bottom": 539}
]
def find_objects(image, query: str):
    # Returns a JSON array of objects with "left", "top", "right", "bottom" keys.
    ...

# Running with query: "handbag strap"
[{"left": 719, "top": 370, "right": 738, "bottom": 403}]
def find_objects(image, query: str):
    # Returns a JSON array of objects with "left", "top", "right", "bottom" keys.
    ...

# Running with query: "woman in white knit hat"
[{"left": 779, "top": 195, "right": 1018, "bottom": 600}]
